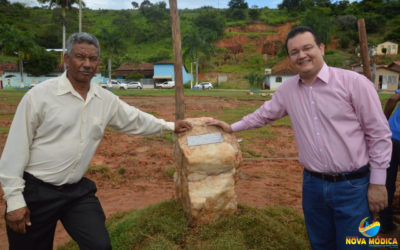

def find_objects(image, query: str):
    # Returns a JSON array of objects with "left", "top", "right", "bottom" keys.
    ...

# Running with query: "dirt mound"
[{"left": 216, "top": 22, "right": 297, "bottom": 55}]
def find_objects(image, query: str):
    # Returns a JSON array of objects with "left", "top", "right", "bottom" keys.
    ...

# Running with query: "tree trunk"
[
  {"left": 62, "top": 7, "right": 66, "bottom": 71},
  {"left": 108, "top": 57, "right": 112, "bottom": 80},
  {"left": 196, "top": 57, "right": 199, "bottom": 85},
  {"left": 19, "top": 54, "right": 24, "bottom": 87}
]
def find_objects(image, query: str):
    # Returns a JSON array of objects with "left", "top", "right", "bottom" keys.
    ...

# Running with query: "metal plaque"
[{"left": 187, "top": 132, "right": 224, "bottom": 146}]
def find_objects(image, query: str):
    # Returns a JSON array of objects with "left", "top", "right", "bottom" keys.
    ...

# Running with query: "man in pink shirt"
[{"left": 208, "top": 26, "right": 392, "bottom": 249}]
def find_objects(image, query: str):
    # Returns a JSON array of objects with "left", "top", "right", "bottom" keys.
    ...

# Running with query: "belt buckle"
[{"left": 331, "top": 173, "right": 340, "bottom": 182}]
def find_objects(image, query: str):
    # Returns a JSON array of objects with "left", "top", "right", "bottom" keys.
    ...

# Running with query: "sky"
[{"left": 9, "top": 0, "right": 281, "bottom": 10}]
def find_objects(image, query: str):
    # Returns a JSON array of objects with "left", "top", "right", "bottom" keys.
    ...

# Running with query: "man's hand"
[
  {"left": 368, "top": 184, "right": 388, "bottom": 213},
  {"left": 205, "top": 118, "right": 233, "bottom": 133},
  {"left": 6, "top": 206, "right": 31, "bottom": 234},
  {"left": 175, "top": 120, "right": 192, "bottom": 133}
]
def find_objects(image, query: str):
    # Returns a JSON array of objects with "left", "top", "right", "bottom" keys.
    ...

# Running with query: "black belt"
[{"left": 304, "top": 165, "right": 370, "bottom": 182}]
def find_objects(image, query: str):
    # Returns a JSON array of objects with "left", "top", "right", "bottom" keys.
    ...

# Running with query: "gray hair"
[{"left": 66, "top": 32, "right": 100, "bottom": 56}]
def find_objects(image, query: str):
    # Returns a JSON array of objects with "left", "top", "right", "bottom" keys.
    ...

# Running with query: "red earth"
[{"left": 0, "top": 95, "right": 399, "bottom": 249}]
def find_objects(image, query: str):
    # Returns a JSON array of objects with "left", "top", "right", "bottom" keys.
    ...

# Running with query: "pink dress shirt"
[{"left": 232, "top": 63, "right": 392, "bottom": 185}]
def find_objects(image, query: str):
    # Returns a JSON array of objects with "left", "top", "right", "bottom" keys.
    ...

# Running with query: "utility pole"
[
  {"left": 79, "top": 0, "right": 82, "bottom": 32},
  {"left": 357, "top": 18, "right": 371, "bottom": 81},
  {"left": 169, "top": 0, "right": 184, "bottom": 120}
]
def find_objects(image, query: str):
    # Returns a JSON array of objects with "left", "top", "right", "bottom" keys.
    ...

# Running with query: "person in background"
[
  {"left": 207, "top": 26, "right": 392, "bottom": 249},
  {"left": 0, "top": 32, "right": 192, "bottom": 250},
  {"left": 379, "top": 89, "right": 400, "bottom": 233}
]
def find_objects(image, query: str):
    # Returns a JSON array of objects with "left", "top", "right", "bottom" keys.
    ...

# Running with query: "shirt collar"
[
  {"left": 56, "top": 71, "right": 102, "bottom": 100},
  {"left": 297, "top": 63, "right": 330, "bottom": 86}
]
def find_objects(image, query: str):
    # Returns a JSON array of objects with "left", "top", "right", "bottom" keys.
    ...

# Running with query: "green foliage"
[
  {"left": 126, "top": 72, "right": 144, "bottom": 80},
  {"left": 24, "top": 47, "right": 58, "bottom": 76},
  {"left": 245, "top": 72, "right": 264, "bottom": 89},
  {"left": 228, "top": 0, "right": 248, "bottom": 9},
  {"left": 193, "top": 10, "right": 226, "bottom": 41},
  {"left": 163, "top": 167, "right": 175, "bottom": 178},
  {"left": 301, "top": 7, "right": 333, "bottom": 45},
  {"left": 59, "top": 200, "right": 308, "bottom": 250}
]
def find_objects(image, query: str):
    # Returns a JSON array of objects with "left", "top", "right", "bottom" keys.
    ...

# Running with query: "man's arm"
[
  {"left": 0, "top": 92, "right": 39, "bottom": 233},
  {"left": 384, "top": 92, "right": 400, "bottom": 120},
  {"left": 207, "top": 88, "right": 288, "bottom": 133},
  {"left": 351, "top": 75, "right": 392, "bottom": 213}
]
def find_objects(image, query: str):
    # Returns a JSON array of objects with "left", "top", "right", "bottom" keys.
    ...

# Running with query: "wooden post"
[
  {"left": 357, "top": 18, "right": 372, "bottom": 81},
  {"left": 169, "top": 0, "right": 185, "bottom": 120}
]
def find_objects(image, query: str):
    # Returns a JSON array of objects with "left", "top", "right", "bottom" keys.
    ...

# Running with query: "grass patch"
[
  {"left": 163, "top": 167, "right": 175, "bottom": 179},
  {"left": 58, "top": 200, "right": 309, "bottom": 250},
  {"left": 0, "top": 126, "right": 9, "bottom": 134},
  {"left": 162, "top": 131, "right": 174, "bottom": 144},
  {"left": 88, "top": 165, "right": 111, "bottom": 175}
]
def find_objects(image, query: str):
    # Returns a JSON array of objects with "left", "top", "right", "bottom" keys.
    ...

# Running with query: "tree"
[
  {"left": 97, "top": 27, "right": 125, "bottom": 80},
  {"left": 37, "top": 0, "right": 84, "bottom": 68},
  {"left": 0, "top": 0, "right": 9, "bottom": 6},
  {"left": 131, "top": 1, "right": 138, "bottom": 9},
  {"left": 301, "top": 7, "right": 333, "bottom": 45},
  {"left": 193, "top": 10, "right": 226, "bottom": 41},
  {"left": 0, "top": 25, "right": 37, "bottom": 84},
  {"left": 228, "top": 0, "right": 248, "bottom": 9},
  {"left": 183, "top": 26, "right": 214, "bottom": 87},
  {"left": 245, "top": 72, "right": 264, "bottom": 89},
  {"left": 25, "top": 48, "right": 58, "bottom": 76}
]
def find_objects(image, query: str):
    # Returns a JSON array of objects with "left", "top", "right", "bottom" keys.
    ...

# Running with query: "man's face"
[
  {"left": 64, "top": 42, "right": 99, "bottom": 85},
  {"left": 287, "top": 32, "right": 325, "bottom": 83}
]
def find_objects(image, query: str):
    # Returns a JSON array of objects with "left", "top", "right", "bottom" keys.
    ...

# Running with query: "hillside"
[{"left": 1, "top": 1, "right": 400, "bottom": 86}]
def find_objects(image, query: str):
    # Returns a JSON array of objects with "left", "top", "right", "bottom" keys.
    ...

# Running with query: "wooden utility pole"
[
  {"left": 169, "top": 0, "right": 185, "bottom": 120},
  {"left": 357, "top": 18, "right": 372, "bottom": 81}
]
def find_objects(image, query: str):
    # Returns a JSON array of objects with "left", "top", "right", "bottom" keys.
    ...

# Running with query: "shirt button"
[
  {"left": 320, "top": 149, "right": 323, "bottom": 152},
  {"left": 314, "top": 116, "right": 318, "bottom": 120},
  {"left": 316, "top": 132, "right": 320, "bottom": 136},
  {"left": 311, "top": 101, "right": 315, "bottom": 104}
]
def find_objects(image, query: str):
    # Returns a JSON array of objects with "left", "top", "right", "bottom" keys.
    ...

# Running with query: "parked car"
[
  {"left": 156, "top": 81, "right": 175, "bottom": 89},
  {"left": 100, "top": 80, "right": 127, "bottom": 90},
  {"left": 126, "top": 81, "right": 143, "bottom": 89},
  {"left": 194, "top": 82, "right": 213, "bottom": 90}
]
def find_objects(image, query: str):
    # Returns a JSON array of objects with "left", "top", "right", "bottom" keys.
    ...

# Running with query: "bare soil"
[{"left": 0, "top": 95, "right": 398, "bottom": 249}]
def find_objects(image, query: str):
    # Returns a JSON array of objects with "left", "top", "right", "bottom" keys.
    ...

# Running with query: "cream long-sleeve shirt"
[{"left": 0, "top": 72, "right": 175, "bottom": 212}]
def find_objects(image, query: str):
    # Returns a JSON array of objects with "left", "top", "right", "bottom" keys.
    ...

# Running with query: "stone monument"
[{"left": 174, "top": 117, "right": 242, "bottom": 225}]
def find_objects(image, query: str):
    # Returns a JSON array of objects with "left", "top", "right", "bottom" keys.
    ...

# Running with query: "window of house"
[{"left": 276, "top": 76, "right": 282, "bottom": 82}]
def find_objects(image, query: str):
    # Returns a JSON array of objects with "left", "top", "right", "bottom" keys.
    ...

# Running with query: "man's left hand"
[
  {"left": 175, "top": 120, "right": 192, "bottom": 133},
  {"left": 368, "top": 184, "right": 388, "bottom": 213}
]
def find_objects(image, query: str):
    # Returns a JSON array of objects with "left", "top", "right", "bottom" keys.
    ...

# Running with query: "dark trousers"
[
  {"left": 379, "top": 138, "right": 400, "bottom": 228},
  {"left": 6, "top": 172, "right": 111, "bottom": 250}
]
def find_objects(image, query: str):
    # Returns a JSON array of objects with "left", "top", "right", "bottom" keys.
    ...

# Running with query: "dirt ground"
[{"left": 0, "top": 95, "right": 397, "bottom": 249}]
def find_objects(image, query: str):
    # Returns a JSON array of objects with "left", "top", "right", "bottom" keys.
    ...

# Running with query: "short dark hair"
[
  {"left": 285, "top": 26, "right": 322, "bottom": 55},
  {"left": 66, "top": 32, "right": 100, "bottom": 56}
]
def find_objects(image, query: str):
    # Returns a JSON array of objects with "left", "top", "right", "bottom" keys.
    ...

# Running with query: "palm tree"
[
  {"left": 97, "top": 28, "right": 125, "bottom": 81},
  {"left": 182, "top": 26, "right": 214, "bottom": 87},
  {"left": 38, "top": 0, "right": 84, "bottom": 68}
]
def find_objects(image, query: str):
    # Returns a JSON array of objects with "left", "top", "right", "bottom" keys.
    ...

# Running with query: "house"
[
  {"left": 112, "top": 63, "right": 154, "bottom": 86},
  {"left": 153, "top": 61, "right": 192, "bottom": 87},
  {"left": 388, "top": 61, "right": 400, "bottom": 73},
  {"left": 355, "top": 45, "right": 377, "bottom": 57},
  {"left": 376, "top": 41, "right": 398, "bottom": 56},
  {"left": 0, "top": 62, "right": 102, "bottom": 88},
  {"left": 265, "top": 68, "right": 296, "bottom": 90},
  {"left": 374, "top": 65, "right": 399, "bottom": 91}
]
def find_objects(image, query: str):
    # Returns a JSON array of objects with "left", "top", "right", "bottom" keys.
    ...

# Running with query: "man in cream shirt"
[{"left": 0, "top": 32, "right": 192, "bottom": 250}]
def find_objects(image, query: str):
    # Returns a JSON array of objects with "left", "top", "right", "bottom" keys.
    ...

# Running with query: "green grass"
[
  {"left": 58, "top": 200, "right": 309, "bottom": 250},
  {"left": 0, "top": 126, "right": 9, "bottom": 134}
]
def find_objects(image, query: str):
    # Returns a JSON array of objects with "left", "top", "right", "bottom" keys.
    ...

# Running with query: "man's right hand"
[
  {"left": 6, "top": 206, "right": 31, "bottom": 234},
  {"left": 205, "top": 118, "right": 233, "bottom": 133}
]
